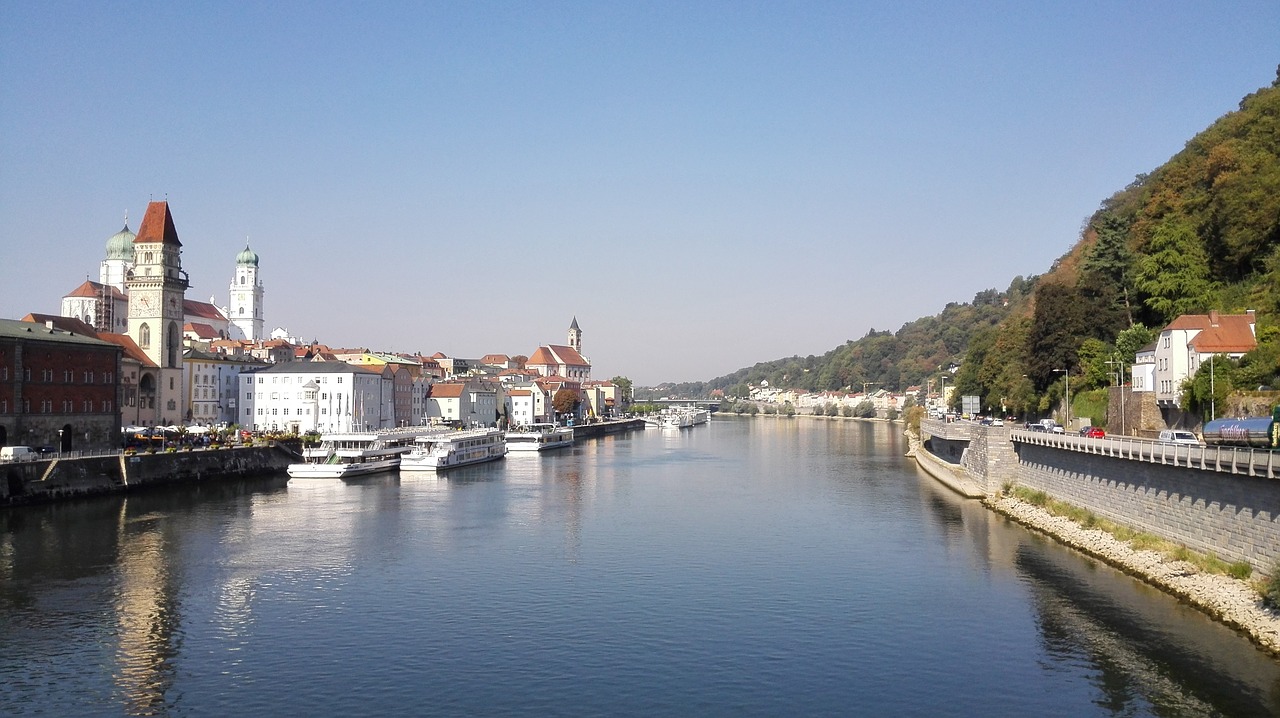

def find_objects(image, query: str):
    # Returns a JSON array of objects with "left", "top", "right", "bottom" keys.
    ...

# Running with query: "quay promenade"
[{"left": 2, "top": 418, "right": 648, "bottom": 508}]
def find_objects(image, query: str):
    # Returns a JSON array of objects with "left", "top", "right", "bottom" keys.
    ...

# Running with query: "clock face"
[{"left": 136, "top": 295, "right": 152, "bottom": 311}]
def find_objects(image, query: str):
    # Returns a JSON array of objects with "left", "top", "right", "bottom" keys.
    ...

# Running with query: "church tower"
[
  {"left": 126, "top": 201, "right": 189, "bottom": 423},
  {"left": 100, "top": 215, "right": 135, "bottom": 291},
  {"left": 229, "top": 242, "right": 264, "bottom": 341},
  {"left": 568, "top": 316, "right": 583, "bottom": 354}
]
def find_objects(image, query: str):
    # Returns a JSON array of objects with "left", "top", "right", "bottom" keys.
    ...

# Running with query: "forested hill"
[{"left": 652, "top": 70, "right": 1280, "bottom": 411}]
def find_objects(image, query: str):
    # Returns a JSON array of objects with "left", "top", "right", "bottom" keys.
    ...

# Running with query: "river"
[{"left": 2, "top": 417, "right": 1278, "bottom": 716}]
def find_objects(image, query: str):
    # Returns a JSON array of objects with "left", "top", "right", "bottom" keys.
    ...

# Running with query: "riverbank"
[{"left": 907, "top": 429, "right": 1280, "bottom": 657}]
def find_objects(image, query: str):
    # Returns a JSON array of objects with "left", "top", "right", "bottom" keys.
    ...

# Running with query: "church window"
[
  {"left": 239, "top": 307, "right": 245, "bottom": 315},
  {"left": 139, "top": 323, "right": 151, "bottom": 348},
  {"left": 240, "top": 276, "right": 245, "bottom": 285}
]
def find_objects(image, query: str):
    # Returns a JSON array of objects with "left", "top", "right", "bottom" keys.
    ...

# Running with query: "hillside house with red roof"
[{"left": 1153, "top": 310, "right": 1257, "bottom": 407}]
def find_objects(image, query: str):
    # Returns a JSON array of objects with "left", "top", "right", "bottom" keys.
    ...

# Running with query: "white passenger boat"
[
  {"left": 399, "top": 427, "right": 507, "bottom": 471},
  {"left": 505, "top": 423, "right": 575, "bottom": 452},
  {"left": 660, "top": 406, "right": 709, "bottom": 429},
  {"left": 287, "top": 428, "right": 427, "bottom": 480}
]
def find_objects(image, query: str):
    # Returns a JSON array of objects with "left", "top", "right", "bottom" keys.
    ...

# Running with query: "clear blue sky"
[{"left": 2, "top": 2, "right": 1277, "bottom": 385}]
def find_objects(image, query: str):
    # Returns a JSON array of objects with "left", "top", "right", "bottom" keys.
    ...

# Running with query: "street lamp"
[
  {"left": 1053, "top": 369, "right": 1070, "bottom": 428},
  {"left": 939, "top": 376, "right": 948, "bottom": 412}
]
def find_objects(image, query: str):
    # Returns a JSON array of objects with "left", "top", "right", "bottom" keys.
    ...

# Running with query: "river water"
[{"left": 2, "top": 417, "right": 1278, "bottom": 716}]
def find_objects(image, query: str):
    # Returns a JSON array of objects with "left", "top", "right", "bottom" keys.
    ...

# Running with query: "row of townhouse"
[{"left": 750, "top": 386, "right": 920, "bottom": 414}]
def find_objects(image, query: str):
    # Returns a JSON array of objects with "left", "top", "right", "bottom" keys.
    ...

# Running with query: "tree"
[
  {"left": 854, "top": 400, "right": 876, "bottom": 418},
  {"left": 1133, "top": 217, "right": 1215, "bottom": 323},
  {"left": 1079, "top": 210, "right": 1136, "bottom": 327},
  {"left": 1076, "top": 338, "right": 1113, "bottom": 391},
  {"left": 610, "top": 376, "right": 633, "bottom": 405},
  {"left": 553, "top": 389, "right": 579, "bottom": 417},
  {"left": 1026, "top": 283, "right": 1087, "bottom": 390},
  {"left": 1180, "top": 355, "right": 1238, "bottom": 418},
  {"left": 1114, "top": 324, "right": 1157, "bottom": 364}
]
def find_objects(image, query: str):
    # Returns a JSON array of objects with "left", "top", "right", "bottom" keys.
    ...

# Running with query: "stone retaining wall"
[
  {"left": 1015, "top": 443, "right": 1280, "bottom": 572},
  {"left": 1, "top": 446, "right": 293, "bottom": 506}
]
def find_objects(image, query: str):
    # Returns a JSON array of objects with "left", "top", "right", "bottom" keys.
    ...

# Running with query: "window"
[
  {"left": 283, "top": 408, "right": 289, "bottom": 415},
  {"left": 139, "top": 323, "right": 151, "bottom": 349},
  {"left": 257, "top": 408, "right": 264, "bottom": 415},
  {"left": 246, "top": 408, "right": 252, "bottom": 416}
]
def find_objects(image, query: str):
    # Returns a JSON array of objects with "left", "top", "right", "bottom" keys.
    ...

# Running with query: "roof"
[
  {"left": 1164, "top": 311, "right": 1256, "bottom": 354},
  {"left": 20, "top": 313, "right": 99, "bottom": 337},
  {"left": 570, "top": 316, "right": 580, "bottom": 330},
  {"left": 0, "top": 318, "right": 119, "bottom": 349},
  {"left": 63, "top": 279, "right": 127, "bottom": 301},
  {"left": 508, "top": 389, "right": 532, "bottom": 397},
  {"left": 183, "top": 322, "right": 219, "bottom": 339},
  {"left": 244, "top": 359, "right": 379, "bottom": 375},
  {"left": 547, "top": 344, "right": 588, "bottom": 366},
  {"left": 481, "top": 354, "right": 510, "bottom": 364},
  {"left": 430, "top": 383, "right": 466, "bottom": 398},
  {"left": 96, "top": 332, "right": 155, "bottom": 367},
  {"left": 184, "top": 299, "right": 227, "bottom": 322},
  {"left": 134, "top": 201, "right": 182, "bottom": 247},
  {"left": 1190, "top": 323, "right": 1257, "bottom": 353}
]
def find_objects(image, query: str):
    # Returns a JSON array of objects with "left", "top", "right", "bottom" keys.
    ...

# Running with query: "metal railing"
[{"left": 1010, "top": 429, "right": 1278, "bottom": 480}]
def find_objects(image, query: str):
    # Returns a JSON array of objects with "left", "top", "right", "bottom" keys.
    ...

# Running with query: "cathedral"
[{"left": 58, "top": 201, "right": 268, "bottom": 424}]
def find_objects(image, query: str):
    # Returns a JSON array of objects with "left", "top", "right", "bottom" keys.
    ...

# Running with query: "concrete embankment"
[
  {"left": 1, "top": 446, "right": 294, "bottom": 507},
  {"left": 908, "top": 433, "right": 1280, "bottom": 657}
]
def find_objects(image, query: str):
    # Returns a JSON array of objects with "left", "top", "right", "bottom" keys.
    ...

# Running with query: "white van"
[
  {"left": 0, "top": 446, "right": 38, "bottom": 463},
  {"left": 1158, "top": 430, "right": 1202, "bottom": 446}
]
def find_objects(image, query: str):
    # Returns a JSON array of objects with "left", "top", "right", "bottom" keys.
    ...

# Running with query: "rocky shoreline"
[
  {"left": 984, "top": 492, "right": 1280, "bottom": 657},
  {"left": 903, "top": 428, "right": 1280, "bottom": 657}
]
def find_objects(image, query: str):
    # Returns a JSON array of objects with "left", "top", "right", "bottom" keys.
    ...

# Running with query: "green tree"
[
  {"left": 1076, "top": 338, "right": 1114, "bottom": 391},
  {"left": 1114, "top": 324, "right": 1157, "bottom": 364},
  {"left": 1180, "top": 355, "right": 1238, "bottom": 418},
  {"left": 1080, "top": 210, "right": 1136, "bottom": 327},
  {"left": 854, "top": 400, "right": 876, "bottom": 418},
  {"left": 610, "top": 376, "right": 633, "bottom": 405},
  {"left": 1026, "top": 283, "right": 1087, "bottom": 390},
  {"left": 1133, "top": 217, "right": 1216, "bottom": 323}
]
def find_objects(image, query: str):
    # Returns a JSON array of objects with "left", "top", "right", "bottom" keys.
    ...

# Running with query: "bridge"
[{"left": 637, "top": 398, "right": 721, "bottom": 412}]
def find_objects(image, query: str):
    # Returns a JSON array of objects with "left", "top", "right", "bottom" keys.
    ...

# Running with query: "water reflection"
[{"left": 1, "top": 422, "right": 1278, "bottom": 716}]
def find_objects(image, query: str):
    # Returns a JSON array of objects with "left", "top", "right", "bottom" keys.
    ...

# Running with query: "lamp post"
[
  {"left": 1209, "top": 355, "right": 1215, "bottom": 422},
  {"left": 939, "top": 376, "right": 948, "bottom": 413},
  {"left": 1053, "top": 369, "right": 1070, "bottom": 429}
]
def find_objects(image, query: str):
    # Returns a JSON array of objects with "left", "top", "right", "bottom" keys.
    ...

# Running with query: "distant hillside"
[{"left": 652, "top": 70, "right": 1280, "bottom": 415}]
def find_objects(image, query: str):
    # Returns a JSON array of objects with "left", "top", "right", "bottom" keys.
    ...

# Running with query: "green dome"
[
  {"left": 236, "top": 243, "right": 259, "bottom": 267},
  {"left": 105, "top": 224, "right": 136, "bottom": 261}
]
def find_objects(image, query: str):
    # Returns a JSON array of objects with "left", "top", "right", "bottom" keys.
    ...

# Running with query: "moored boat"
[
  {"left": 400, "top": 427, "right": 507, "bottom": 471},
  {"left": 287, "top": 428, "right": 427, "bottom": 480},
  {"left": 505, "top": 423, "right": 575, "bottom": 452}
]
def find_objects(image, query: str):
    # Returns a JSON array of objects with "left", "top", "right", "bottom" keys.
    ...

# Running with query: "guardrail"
[
  {"left": 1010, "top": 429, "right": 1278, "bottom": 480},
  {"left": 1, "top": 444, "right": 261, "bottom": 465}
]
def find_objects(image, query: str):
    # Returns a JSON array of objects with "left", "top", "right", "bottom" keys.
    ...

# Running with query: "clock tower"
[{"left": 126, "top": 201, "right": 190, "bottom": 423}]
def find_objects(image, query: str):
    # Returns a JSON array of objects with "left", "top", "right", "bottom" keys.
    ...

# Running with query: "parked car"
[
  {"left": 1158, "top": 429, "right": 1202, "bottom": 446},
  {"left": 1084, "top": 426, "right": 1105, "bottom": 438},
  {"left": 1027, "top": 423, "right": 1048, "bottom": 432},
  {"left": 0, "top": 446, "right": 38, "bottom": 463}
]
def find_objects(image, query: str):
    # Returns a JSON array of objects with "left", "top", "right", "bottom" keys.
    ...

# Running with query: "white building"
[
  {"left": 1130, "top": 342, "right": 1157, "bottom": 392},
  {"left": 240, "top": 360, "right": 393, "bottom": 434},
  {"left": 425, "top": 381, "right": 500, "bottom": 427},
  {"left": 183, "top": 348, "right": 267, "bottom": 426},
  {"left": 1152, "top": 311, "right": 1256, "bottom": 407}
]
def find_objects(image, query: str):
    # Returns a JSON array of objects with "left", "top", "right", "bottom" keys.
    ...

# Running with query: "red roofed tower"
[{"left": 126, "top": 201, "right": 189, "bottom": 423}]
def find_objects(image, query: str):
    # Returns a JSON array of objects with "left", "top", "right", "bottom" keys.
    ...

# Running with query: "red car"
[{"left": 1084, "top": 426, "right": 1106, "bottom": 438}]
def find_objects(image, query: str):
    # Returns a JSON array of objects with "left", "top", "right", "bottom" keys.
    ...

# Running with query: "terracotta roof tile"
[
  {"left": 183, "top": 299, "right": 227, "bottom": 321},
  {"left": 430, "top": 383, "right": 466, "bottom": 398},
  {"left": 96, "top": 332, "right": 156, "bottom": 367},
  {"left": 134, "top": 201, "right": 182, "bottom": 246}
]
